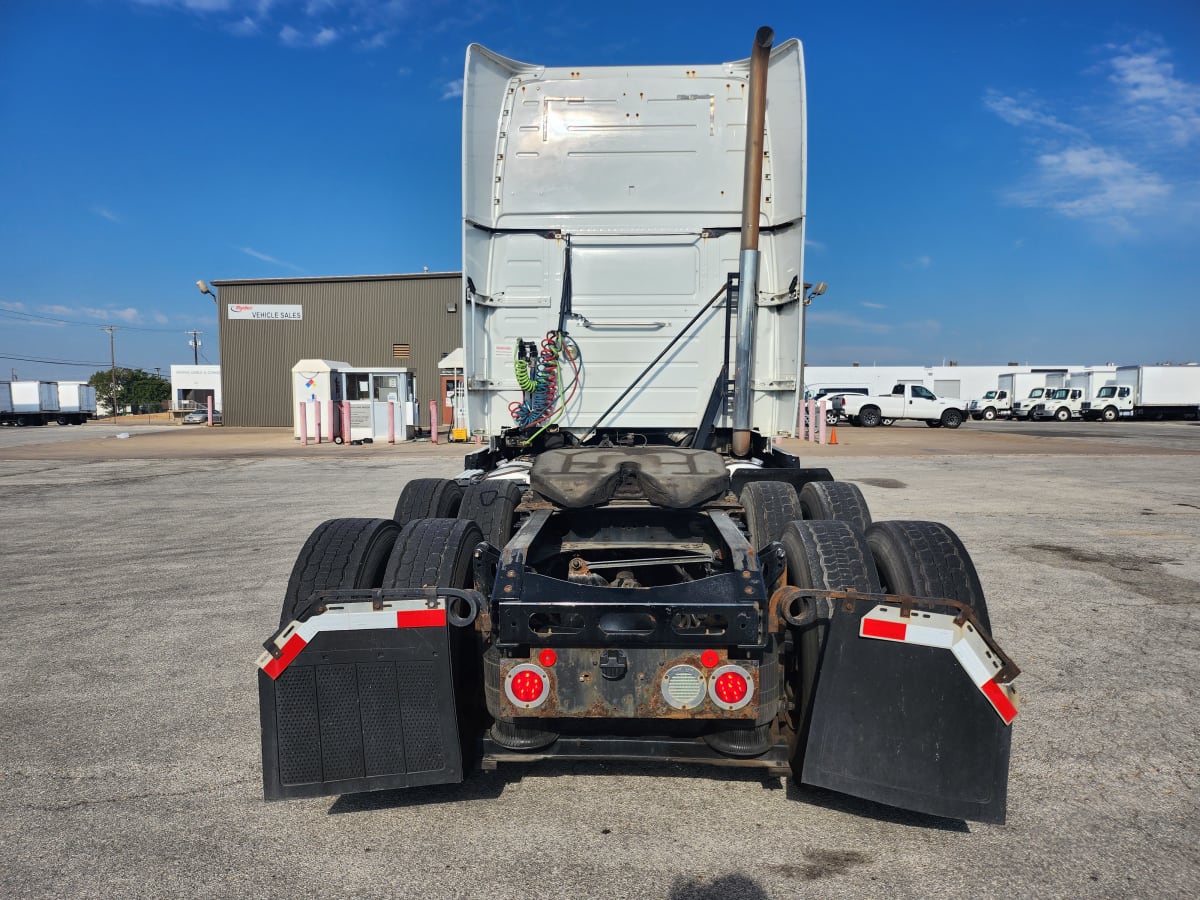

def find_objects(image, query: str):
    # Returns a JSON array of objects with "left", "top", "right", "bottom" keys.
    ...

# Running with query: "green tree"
[{"left": 88, "top": 368, "right": 170, "bottom": 414}]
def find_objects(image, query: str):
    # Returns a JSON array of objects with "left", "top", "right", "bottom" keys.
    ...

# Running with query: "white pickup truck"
[{"left": 835, "top": 383, "right": 967, "bottom": 428}]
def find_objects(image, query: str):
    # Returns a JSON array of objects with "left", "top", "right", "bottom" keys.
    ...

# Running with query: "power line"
[
  {"left": 0, "top": 307, "right": 194, "bottom": 333},
  {"left": 0, "top": 353, "right": 112, "bottom": 367}
]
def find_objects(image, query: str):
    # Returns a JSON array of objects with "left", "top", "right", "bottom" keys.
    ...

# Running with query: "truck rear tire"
[
  {"left": 382, "top": 517, "right": 482, "bottom": 592},
  {"left": 393, "top": 477, "right": 463, "bottom": 524},
  {"left": 382, "top": 518, "right": 487, "bottom": 757},
  {"left": 941, "top": 409, "right": 964, "bottom": 429},
  {"left": 798, "top": 480, "right": 872, "bottom": 533},
  {"left": 781, "top": 520, "right": 880, "bottom": 778},
  {"left": 865, "top": 520, "right": 991, "bottom": 631},
  {"left": 740, "top": 481, "right": 801, "bottom": 548},
  {"left": 858, "top": 407, "right": 882, "bottom": 428},
  {"left": 458, "top": 480, "right": 524, "bottom": 548},
  {"left": 281, "top": 517, "right": 402, "bottom": 627}
]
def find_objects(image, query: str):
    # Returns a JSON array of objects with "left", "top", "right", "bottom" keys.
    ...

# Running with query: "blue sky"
[{"left": 1, "top": 0, "right": 1198, "bottom": 382}]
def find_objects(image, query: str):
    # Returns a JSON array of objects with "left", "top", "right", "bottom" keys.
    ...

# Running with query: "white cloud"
[
  {"left": 134, "top": 0, "right": 233, "bottom": 10},
  {"left": 861, "top": 301, "right": 886, "bottom": 309},
  {"left": 806, "top": 310, "right": 893, "bottom": 335},
  {"left": 1006, "top": 145, "right": 1170, "bottom": 233},
  {"left": 442, "top": 79, "right": 464, "bottom": 100},
  {"left": 241, "top": 246, "right": 305, "bottom": 272},
  {"left": 362, "top": 31, "right": 393, "bottom": 50},
  {"left": 983, "top": 91, "right": 1085, "bottom": 137},
  {"left": 902, "top": 255, "right": 931, "bottom": 270},
  {"left": 80, "top": 307, "right": 143, "bottom": 324},
  {"left": 280, "top": 24, "right": 338, "bottom": 48},
  {"left": 92, "top": 206, "right": 122, "bottom": 223},
  {"left": 0, "top": 301, "right": 28, "bottom": 312},
  {"left": 804, "top": 238, "right": 827, "bottom": 252},
  {"left": 1107, "top": 43, "right": 1200, "bottom": 146},
  {"left": 228, "top": 16, "right": 258, "bottom": 35},
  {"left": 985, "top": 35, "right": 1199, "bottom": 235},
  {"left": 153, "top": 313, "right": 170, "bottom": 325}
]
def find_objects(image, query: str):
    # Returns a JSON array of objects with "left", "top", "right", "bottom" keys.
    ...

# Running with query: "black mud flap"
[
  {"left": 801, "top": 603, "right": 1013, "bottom": 824},
  {"left": 258, "top": 596, "right": 468, "bottom": 800}
]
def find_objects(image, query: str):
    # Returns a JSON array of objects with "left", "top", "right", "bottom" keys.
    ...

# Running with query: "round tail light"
[
  {"left": 709, "top": 664, "right": 754, "bottom": 710},
  {"left": 662, "top": 664, "right": 706, "bottom": 710},
  {"left": 504, "top": 663, "right": 550, "bottom": 709}
]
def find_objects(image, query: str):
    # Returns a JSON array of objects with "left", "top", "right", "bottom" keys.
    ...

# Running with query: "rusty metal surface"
[{"left": 493, "top": 647, "right": 760, "bottom": 721}]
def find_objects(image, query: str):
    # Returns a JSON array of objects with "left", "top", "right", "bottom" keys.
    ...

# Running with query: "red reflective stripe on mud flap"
[
  {"left": 980, "top": 677, "right": 1019, "bottom": 724},
  {"left": 396, "top": 608, "right": 447, "bottom": 629},
  {"left": 263, "top": 633, "right": 307, "bottom": 680},
  {"left": 862, "top": 617, "right": 907, "bottom": 641}
]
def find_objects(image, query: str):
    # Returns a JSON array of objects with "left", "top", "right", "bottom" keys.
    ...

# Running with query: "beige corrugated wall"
[{"left": 212, "top": 274, "right": 462, "bottom": 427}]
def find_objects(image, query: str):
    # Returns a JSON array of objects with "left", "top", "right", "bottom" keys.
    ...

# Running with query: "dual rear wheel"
[{"left": 778, "top": 496, "right": 990, "bottom": 778}]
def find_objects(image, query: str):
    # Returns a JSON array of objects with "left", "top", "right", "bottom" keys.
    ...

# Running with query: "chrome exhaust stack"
[{"left": 731, "top": 26, "right": 774, "bottom": 458}]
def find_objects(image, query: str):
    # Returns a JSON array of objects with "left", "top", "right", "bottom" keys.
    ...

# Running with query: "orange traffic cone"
[{"left": 828, "top": 427, "right": 838, "bottom": 445}]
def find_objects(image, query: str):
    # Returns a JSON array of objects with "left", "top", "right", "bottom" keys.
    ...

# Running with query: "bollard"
[
  {"left": 299, "top": 403, "right": 308, "bottom": 446},
  {"left": 207, "top": 395, "right": 215, "bottom": 427},
  {"left": 341, "top": 402, "right": 351, "bottom": 445},
  {"left": 388, "top": 401, "right": 395, "bottom": 444},
  {"left": 315, "top": 400, "right": 322, "bottom": 444},
  {"left": 430, "top": 399, "right": 439, "bottom": 444},
  {"left": 818, "top": 399, "right": 827, "bottom": 445}
]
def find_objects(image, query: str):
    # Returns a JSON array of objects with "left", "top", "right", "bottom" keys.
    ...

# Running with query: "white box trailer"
[
  {"left": 55, "top": 382, "right": 97, "bottom": 425},
  {"left": 969, "top": 371, "right": 1068, "bottom": 421},
  {"left": 1027, "top": 368, "right": 1114, "bottom": 422},
  {"left": 1011, "top": 371, "right": 1068, "bottom": 420},
  {"left": 3, "top": 381, "right": 59, "bottom": 426},
  {"left": 1083, "top": 365, "right": 1200, "bottom": 420}
]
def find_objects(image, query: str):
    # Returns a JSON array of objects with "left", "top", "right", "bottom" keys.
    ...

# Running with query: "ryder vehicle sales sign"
[{"left": 227, "top": 304, "right": 303, "bottom": 321}]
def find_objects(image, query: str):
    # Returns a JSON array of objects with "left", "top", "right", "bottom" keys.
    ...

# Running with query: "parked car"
[{"left": 182, "top": 410, "right": 222, "bottom": 424}]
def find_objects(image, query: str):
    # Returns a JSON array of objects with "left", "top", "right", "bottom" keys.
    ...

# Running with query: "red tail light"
[
  {"left": 709, "top": 664, "right": 754, "bottom": 710},
  {"left": 504, "top": 663, "right": 550, "bottom": 709}
]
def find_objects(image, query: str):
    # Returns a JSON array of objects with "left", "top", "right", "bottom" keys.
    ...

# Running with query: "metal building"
[{"left": 210, "top": 273, "right": 462, "bottom": 427}]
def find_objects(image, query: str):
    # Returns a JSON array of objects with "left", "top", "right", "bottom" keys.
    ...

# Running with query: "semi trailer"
[
  {"left": 256, "top": 28, "right": 1020, "bottom": 824},
  {"left": 1, "top": 380, "right": 60, "bottom": 426},
  {"left": 55, "top": 382, "right": 97, "bottom": 425}
]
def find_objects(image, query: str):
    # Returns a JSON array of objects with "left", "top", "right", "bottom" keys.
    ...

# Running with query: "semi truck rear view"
[{"left": 256, "top": 27, "right": 1020, "bottom": 824}]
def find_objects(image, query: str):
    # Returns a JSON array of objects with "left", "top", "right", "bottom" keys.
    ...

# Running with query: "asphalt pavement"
[{"left": 1, "top": 423, "right": 1197, "bottom": 898}]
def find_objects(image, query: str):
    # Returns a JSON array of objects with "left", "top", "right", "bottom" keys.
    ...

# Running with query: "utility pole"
[
  {"left": 187, "top": 331, "right": 203, "bottom": 366},
  {"left": 101, "top": 326, "right": 118, "bottom": 418}
]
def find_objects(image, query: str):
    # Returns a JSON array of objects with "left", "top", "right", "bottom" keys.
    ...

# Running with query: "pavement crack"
[{"left": 8, "top": 775, "right": 257, "bottom": 812}]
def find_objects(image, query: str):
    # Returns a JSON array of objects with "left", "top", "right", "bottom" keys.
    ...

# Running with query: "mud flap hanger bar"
[
  {"left": 773, "top": 587, "right": 1020, "bottom": 684},
  {"left": 261, "top": 587, "right": 487, "bottom": 658}
]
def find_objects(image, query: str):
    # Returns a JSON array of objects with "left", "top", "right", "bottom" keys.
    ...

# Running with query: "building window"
[{"left": 393, "top": 343, "right": 411, "bottom": 359}]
